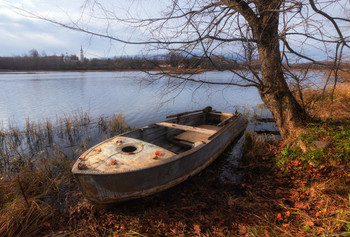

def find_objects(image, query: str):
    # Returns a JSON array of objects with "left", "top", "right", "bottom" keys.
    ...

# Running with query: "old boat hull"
[{"left": 72, "top": 112, "right": 247, "bottom": 205}]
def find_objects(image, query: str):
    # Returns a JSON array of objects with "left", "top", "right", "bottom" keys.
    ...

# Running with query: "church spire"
[{"left": 80, "top": 46, "right": 84, "bottom": 63}]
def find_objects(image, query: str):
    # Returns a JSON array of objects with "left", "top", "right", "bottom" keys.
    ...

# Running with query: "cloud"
[
  {"left": 0, "top": 0, "right": 148, "bottom": 57},
  {"left": 0, "top": 11, "right": 69, "bottom": 55}
]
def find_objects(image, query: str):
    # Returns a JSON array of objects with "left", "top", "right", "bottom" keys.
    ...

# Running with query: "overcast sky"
[
  {"left": 0, "top": 0, "right": 349, "bottom": 60},
  {"left": 0, "top": 0, "right": 152, "bottom": 58}
]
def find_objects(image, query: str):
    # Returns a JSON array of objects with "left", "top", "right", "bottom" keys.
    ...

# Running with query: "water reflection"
[
  {"left": 0, "top": 71, "right": 262, "bottom": 128},
  {"left": 218, "top": 133, "right": 246, "bottom": 185},
  {"left": 0, "top": 70, "right": 326, "bottom": 130}
]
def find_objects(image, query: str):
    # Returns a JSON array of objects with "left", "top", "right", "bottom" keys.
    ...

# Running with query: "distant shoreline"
[{"left": 0, "top": 68, "right": 333, "bottom": 73}]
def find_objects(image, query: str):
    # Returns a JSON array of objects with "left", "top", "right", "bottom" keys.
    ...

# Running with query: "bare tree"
[{"left": 9, "top": 0, "right": 350, "bottom": 139}]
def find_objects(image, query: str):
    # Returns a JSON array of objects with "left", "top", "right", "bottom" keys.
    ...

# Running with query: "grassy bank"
[
  {"left": 239, "top": 122, "right": 349, "bottom": 236},
  {"left": 1, "top": 121, "right": 347, "bottom": 236},
  {"left": 236, "top": 73, "right": 350, "bottom": 236}
]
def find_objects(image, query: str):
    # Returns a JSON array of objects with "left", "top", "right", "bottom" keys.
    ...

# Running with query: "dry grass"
[
  {"left": 238, "top": 127, "right": 350, "bottom": 236},
  {"left": 0, "top": 199, "right": 57, "bottom": 237},
  {"left": 0, "top": 112, "right": 130, "bottom": 237},
  {"left": 0, "top": 165, "right": 70, "bottom": 237},
  {"left": 108, "top": 114, "right": 130, "bottom": 137},
  {"left": 303, "top": 74, "right": 350, "bottom": 121},
  {"left": 340, "top": 70, "right": 350, "bottom": 82}
]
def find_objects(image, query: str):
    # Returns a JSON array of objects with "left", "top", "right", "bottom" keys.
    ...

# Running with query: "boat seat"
[
  {"left": 155, "top": 122, "right": 216, "bottom": 135},
  {"left": 172, "top": 125, "right": 220, "bottom": 143}
]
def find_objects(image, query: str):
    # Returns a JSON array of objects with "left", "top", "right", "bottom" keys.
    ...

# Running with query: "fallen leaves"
[
  {"left": 294, "top": 202, "right": 310, "bottom": 210},
  {"left": 193, "top": 224, "right": 201, "bottom": 234},
  {"left": 95, "top": 148, "right": 102, "bottom": 152},
  {"left": 26, "top": 121, "right": 350, "bottom": 237},
  {"left": 110, "top": 160, "right": 117, "bottom": 165},
  {"left": 276, "top": 213, "right": 283, "bottom": 221},
  {"left": 238, "top": 224, "right": 247, "bottom": 235},
  {"left": 305, "top": 221, "right": 314, "bottom": 227},
  {"left": 153, "top": 150, "right": 162, "bottom": 159}
]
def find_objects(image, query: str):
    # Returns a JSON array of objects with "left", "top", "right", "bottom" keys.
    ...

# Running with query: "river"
[
  {"left": 0, "top": 71, "right": 265, "bottom": 128},
  {"left": 0, "top": 70, "right": 327, "bottom": 128}
]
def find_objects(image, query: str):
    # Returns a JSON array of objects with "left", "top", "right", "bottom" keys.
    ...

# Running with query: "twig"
[{"left": 17, "top": 175, "right": 30, "bottom": 209}]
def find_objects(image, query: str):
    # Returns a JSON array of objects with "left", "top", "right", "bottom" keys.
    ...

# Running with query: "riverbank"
[
  {"left": 0, "top": 79, "right": 349, "bottom": 236},
  {"left": 1, "top": 119, "right": 348, "bottom": 236}
]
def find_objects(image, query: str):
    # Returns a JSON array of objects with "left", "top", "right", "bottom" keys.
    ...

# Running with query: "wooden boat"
[{"left": 72, "top": 109, "right": 248, "bottom": 205}]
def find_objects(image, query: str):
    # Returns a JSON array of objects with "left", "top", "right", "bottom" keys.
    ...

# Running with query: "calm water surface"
[
  {"left": 0, "top": 71, "right": 324, "bottom": 128},
  {"left": 0, "top": 71, "right": 263, "bottom": 128}
]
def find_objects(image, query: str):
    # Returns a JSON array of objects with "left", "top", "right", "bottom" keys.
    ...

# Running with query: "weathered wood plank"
[
  {"left": 198, "top": 125, "right": 221, "bottom": 131},
  {"left": 173, "top": 131, "right": 209, "bottom": 143},
  {"left": 155, "top": 122, "right": 216, "bottom": 135},
  {"left": 210, "top": 112, "right": 233, "bottom": 117},
  {"left": 141, "top": 126, "right": 168, "bottom": 142},
  {"left": 217, "top": 115, "right": 236, "bottom": 127},
  {"left": 166, "top": 109, "right": 203, "bottom": 118},
  {"left": 172, "top": 125, "right": 220, "bottom": 143}
]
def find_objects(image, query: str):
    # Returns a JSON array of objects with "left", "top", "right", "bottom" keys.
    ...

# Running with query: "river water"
[
  {"left": 0, "top": 71, "right": 266, "bottom": 128},
  {"left": 0, "top": 70, "right": 327, "bottom": 131}
]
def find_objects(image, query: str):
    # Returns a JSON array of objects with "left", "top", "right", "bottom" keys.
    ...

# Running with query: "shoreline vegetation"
[
  {"left": 1, "top": 51, "right": 349, "bottom": 72},
  {"left": 0, "top": 74, "right": 349, "bottom": 236},
  {"left": 0, "top": 68, "right": 346, "bottom": 79},
  {"left": 0, "top": 67, "right": 348, "bottom": 74},
  {"left": 0, "top": 68, "right": 212, "bottom": 75}
]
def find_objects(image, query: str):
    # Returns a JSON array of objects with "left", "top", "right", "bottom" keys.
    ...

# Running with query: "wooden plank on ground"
[{"left": 155, "top": 122, "right": 216, "bottom": 135}]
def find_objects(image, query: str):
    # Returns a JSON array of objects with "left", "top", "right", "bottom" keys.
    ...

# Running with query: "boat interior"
[{"left": 123, "top": 111, "right": 235, "bottom": 154}]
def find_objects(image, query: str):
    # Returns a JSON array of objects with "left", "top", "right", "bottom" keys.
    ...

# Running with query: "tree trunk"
[
  {"left": 258, "top": 47, "right": 307, "bottom": 138},
  {"left": 254, "top": 8, "right": 308, "bottom": 139}
]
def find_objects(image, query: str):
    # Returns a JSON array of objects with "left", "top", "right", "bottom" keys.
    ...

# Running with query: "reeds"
[
  {"left": 302, "top": 83, "right": 350, "bottom": 121},
  {"left": 0, "top": 199, "right": 57, "bottom": 237},
  {"left": 0, "top": 112, "right": 130, "bottom": 173},
  {"left": 0, "top": 111, "right": 130, "bottom": 236},
  {"left": 233, "top": 103, "right": 273, "bottom": 121},
  {"left": 108, "top": 113, "right": 130, "bottom": 137}
]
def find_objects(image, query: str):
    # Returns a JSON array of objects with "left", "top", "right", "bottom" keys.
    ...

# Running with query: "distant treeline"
[
  {"left": 0, "top": 50, "right": 348, "bottom": 71},
  {"left": 0, "top": 52, "right": 244, "bottom": 71}
]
